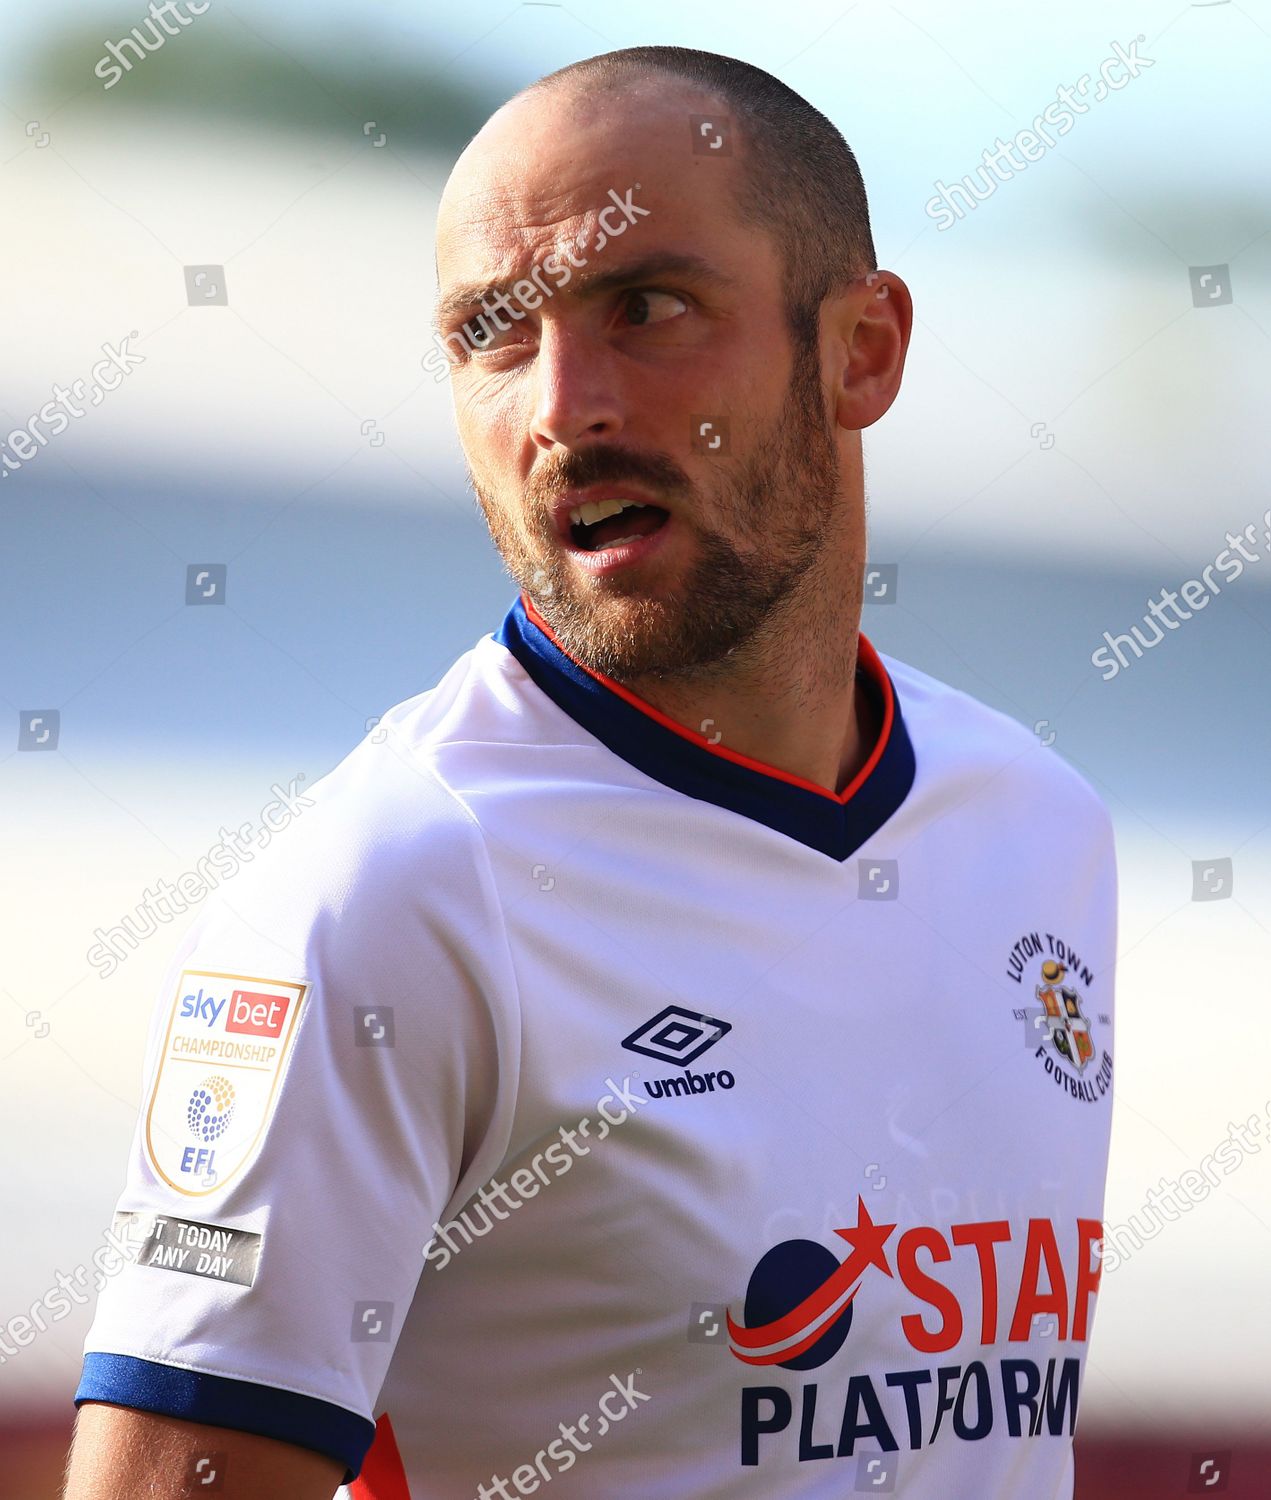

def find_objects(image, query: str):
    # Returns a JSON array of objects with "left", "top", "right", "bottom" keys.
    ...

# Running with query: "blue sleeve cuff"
[{"left": 75, "top": 1352, "right": 375, "bottom": 1482}]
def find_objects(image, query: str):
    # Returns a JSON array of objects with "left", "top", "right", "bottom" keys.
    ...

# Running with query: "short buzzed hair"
[{"left": 523, "top": 46, "right": 878, "bottom": 344}]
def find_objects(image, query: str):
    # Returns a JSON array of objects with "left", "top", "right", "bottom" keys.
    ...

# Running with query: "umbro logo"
[
  {"left": 621, "top": 1005, "right": 732, "bottom": 1067},
  {"left": 621, "top": 1006, "right": 736, "bottom": 1101}
]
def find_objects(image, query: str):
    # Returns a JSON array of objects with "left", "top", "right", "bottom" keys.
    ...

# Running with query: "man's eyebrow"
[{"left": 433, "top": 251, "right": 735, "bottom": 329}]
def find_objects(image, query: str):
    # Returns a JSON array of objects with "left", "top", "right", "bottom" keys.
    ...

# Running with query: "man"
[{"left": 66, "top": 45, "right": 1117, "bottom": 1500}]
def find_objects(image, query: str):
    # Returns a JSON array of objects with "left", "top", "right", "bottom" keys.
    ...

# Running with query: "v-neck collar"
[{"left": 494, "top": 592, "right": 915, "bottom": 861}]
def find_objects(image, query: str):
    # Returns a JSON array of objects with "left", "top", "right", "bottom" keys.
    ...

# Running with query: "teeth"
[{"left": 568, "top": 497, "right": 646, "bottom": 527}]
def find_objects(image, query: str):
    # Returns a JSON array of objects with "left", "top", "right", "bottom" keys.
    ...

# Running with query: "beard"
[{"left": 467, "top": 335, "right": 841, "bottom": 684}]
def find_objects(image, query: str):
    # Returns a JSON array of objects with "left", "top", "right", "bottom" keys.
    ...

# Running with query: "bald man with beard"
[{"left": 67, "top": 46, "right": 1117, "bottom": 1500}]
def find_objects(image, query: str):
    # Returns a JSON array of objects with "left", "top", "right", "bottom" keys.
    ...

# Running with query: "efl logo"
[
  {"left": 147, "top": 969, "right": 308, "bottom": 1197},
  {"left": 225, "top": 990, "right": 290, "bottom": 1038},
  {"left": 622, "top": 1005, "right": 731, "bottom": 1067}
]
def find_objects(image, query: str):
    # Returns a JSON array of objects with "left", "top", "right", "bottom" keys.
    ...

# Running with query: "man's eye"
[
  {"left": 464, "top": 317, "right": 500, "bottom": 349},
  {"left": 622, "top": 289, "right": 688, "bottom": 326},
  {"left": 453, "top": 289, "right": 686, "bottom": 356}
]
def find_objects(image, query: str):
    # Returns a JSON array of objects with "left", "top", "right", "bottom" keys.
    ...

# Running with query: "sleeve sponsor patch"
[
  {"left": 114, "top": 1210, "right": 263, "bottom": 1287},
  {"left": 143, "top": 969, "right": 309, "bottom": 1197}
]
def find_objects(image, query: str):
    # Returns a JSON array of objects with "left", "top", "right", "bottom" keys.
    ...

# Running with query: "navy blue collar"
[{"left": 494, "top": 593, "right": 915, "bottom": 862}]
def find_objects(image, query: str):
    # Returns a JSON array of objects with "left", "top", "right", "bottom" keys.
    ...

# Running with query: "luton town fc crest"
[
  {"left": 1036, "top": 959, "right": 1095, "bottom": 1072},
  {"left": 1006, "top": 932, "right": 1113, "bottom": 1103}
]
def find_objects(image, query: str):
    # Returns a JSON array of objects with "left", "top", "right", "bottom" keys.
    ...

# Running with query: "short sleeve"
[{"left": 74, "top": 733, "right": 521, "bottom": 1480}]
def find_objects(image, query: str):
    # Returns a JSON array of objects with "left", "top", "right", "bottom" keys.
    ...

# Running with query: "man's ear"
[{"left": 829, "top": 270, "right": 913, "bottom": 432}]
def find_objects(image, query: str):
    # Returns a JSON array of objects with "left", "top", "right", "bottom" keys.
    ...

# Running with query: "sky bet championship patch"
[{"left": 143, "top": 969, "right": 309, "bottom": 1197}]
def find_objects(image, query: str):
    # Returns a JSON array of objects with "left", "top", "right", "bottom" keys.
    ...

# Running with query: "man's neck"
[{"left": 620, "top": 610, "right": 874, "bottom": 796}]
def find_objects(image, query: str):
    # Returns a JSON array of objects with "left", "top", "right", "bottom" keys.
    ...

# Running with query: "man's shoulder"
[
  {"left": 169, "top": 638, "right": 525, "bottom": 996},
  {"left": 881, "top": 648, "right": 1111, "bottom": 831},
  {"left": 366, "top": 629, "right": 527, "bottom": 766},
  {"left": 217, "top": 636, "right": 521, "bottom": 924}
]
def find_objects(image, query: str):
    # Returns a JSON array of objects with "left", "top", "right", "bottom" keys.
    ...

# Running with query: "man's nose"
[{"left": 529, "top": 322, "right": 625, "bottom": 451}]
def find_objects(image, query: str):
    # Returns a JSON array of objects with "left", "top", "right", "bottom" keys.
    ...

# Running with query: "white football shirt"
[{"left": 77, "top": 591, "right": 1117, "bottom": 1499}]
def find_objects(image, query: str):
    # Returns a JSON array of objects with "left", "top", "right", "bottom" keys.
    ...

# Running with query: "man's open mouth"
[{"left": 567, "top": 497, "right": 670, "bottom": 551}]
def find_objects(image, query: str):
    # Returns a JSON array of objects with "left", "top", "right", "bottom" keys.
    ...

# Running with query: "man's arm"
[
  {"left": 64, "top": 1402, "right": 346, "bottom": 1499},
  {"left": 67, "top": 744, "right": 515, "bottom": 1496}
]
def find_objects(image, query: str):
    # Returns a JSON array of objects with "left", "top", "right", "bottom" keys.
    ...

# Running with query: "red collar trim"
[{"left": 520, "top": 592, "right": 894, "bottom": 805}]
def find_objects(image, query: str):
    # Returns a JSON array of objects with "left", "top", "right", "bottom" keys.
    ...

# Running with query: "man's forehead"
[{"left": 436, "top": 76, "right": 739, "bottom": 265}]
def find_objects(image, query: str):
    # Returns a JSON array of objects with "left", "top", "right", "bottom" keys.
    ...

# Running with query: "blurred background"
[{"left": 2, "top": 1, "right": 1268, "bottom": 1495}]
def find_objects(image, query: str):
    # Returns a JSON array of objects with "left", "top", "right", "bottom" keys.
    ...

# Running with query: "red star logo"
[
  {"left": 728, "top": 1196, "right": 897, "bottom": 1364},
  {"left": 834, "top": 1195, "right": 897, "bottom": 1279}
]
